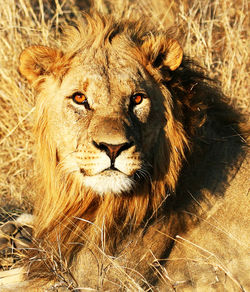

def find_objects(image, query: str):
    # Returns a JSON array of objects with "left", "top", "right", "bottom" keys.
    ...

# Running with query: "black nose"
[{"left": 93, "top": 141, "right": 133, "bottom": 163}]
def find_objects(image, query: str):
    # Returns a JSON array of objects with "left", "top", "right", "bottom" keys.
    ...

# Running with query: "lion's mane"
[{"left": 18, "top": 13, "right": 246, "bottom": 287}]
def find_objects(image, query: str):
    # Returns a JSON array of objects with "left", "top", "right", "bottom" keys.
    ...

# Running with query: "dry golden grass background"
[{"left": 0, "top": 0, "right": 248, "bottom": 240}]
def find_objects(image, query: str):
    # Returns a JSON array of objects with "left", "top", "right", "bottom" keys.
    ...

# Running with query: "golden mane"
[
  {"left": 20, "top": 13, "right": 190, "bottom": 280},
  {"left": 15, "top": 12, "right": 245, "bottom": 286}
]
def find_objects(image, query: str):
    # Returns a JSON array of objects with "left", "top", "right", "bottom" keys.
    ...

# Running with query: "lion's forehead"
[
  {"left": 83, "top": 65, "right": 141, "bottom": 85},
  {"left": 65, "top": 49, "right": 148, "bottom": 96}
]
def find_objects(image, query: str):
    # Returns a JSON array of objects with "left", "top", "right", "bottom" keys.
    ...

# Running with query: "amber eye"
[
  {"left": 71, "top": 92, "right": 90, "bottom": 110},
  {"left": 72, "top": 92, "right": 87, "bottom": 104},
  {"left": 131, "top": 93, "right": 145, "bottom": 106}
]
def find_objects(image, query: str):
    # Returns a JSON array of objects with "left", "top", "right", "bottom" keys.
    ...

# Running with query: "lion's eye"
[
  {"left": 71, "top": 92, "right": 90, "bottom": 109},
  {"left": 72, "top": 92, "right": 87, "bottom": 104},
  {"left": 131, "top": 93, "right": 145, "bottom": 106}
]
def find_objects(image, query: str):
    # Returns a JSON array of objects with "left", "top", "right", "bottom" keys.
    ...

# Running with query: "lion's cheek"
[
  {"left": 53, "top": 131, "right": 78, "bottom": 160},
  {"left": 115, "top": 155, "right": 141, "bottom": 176},
  {"left": 142, "top": 126, "right": 162, "bottom": 153}
]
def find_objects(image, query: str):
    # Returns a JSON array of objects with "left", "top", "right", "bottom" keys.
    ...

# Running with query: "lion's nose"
[{"left": 93, "top": 141, "right": 133, "bottom": 164}]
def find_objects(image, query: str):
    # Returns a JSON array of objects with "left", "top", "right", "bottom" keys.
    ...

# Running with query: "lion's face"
[
  {"left": 39, "top": 50, "right": 168, "bottom": 195},
  {"left": 19, "top": 16, "right": 185, "bottom": 195}
]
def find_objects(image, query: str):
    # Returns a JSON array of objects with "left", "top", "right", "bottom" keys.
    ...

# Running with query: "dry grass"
[{"left": 0, "top": 0, "right": 249, "bottom": 290}]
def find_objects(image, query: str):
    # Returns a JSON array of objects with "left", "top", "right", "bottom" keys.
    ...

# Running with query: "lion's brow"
[{"left": 83, "top": 80, "right": 89, "bottom": 92}]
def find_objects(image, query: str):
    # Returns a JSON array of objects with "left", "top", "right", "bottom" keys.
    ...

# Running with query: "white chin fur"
[{"left": 82, "top": 171, "right": 134, "bottom": 195}]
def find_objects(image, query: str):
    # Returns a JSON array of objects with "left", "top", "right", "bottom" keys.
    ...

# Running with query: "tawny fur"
[{"left": 1, "top": 12, "right": 249, "bottom": 291}]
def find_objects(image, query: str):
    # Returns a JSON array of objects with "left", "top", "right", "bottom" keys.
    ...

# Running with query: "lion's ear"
[
  {"left": 141, "top": 36, "right": 183, "bottom": 71},
  {"left": 19, "top": 46, "right": 64, "bottom": 83}
]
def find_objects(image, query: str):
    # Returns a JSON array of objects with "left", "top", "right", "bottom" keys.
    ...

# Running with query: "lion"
[{"left": 0, "top": 12, "right": 249, "bottom": 291}]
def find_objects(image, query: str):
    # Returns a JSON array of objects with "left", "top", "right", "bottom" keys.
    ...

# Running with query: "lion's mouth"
[
  {"left": 79, "top": 163, "right": 148, "bottom": 195},
  {"left": 80, "top": 166, "right": 127, "bottom": 176},
  {"left": 102, "top": 165, "right": 121, "bottom": 172}
]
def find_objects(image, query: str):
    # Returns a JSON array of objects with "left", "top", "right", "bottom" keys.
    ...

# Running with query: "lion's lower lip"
[
  {"left": 80, "top": 168, "right": 125, "bottom": 176},
  {"left": 101, "top": 168, "right": 124, "bottom": 176}
]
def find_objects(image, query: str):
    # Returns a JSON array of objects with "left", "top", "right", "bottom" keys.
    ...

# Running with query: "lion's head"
[
  {"left": 20, "top": 14, "right": 187, "bottom": 196},
  {"left": 18, "top": 13, "right": 216, "bottom": 280}
]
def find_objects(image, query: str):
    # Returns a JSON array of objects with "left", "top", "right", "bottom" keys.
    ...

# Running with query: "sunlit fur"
[{"left": 17, "top": 12, "right": 247, "bottom": 287}]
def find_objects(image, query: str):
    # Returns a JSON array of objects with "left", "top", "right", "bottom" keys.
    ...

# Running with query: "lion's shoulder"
[{"left": 163, "top": 152, "right": 250, "bottom": 290}]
